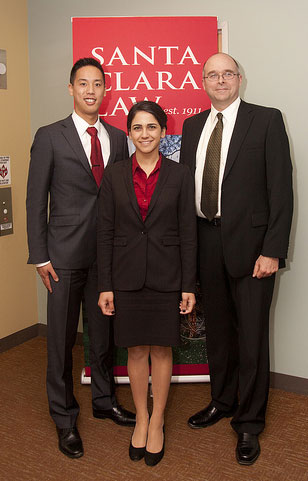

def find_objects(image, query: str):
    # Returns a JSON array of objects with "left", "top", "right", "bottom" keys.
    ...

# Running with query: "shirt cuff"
[{"left": 36, "top": 261, "right": 51, "bottom": 268}]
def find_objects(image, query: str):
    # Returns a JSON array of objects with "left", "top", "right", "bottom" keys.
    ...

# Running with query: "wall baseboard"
[
  {"left": 0, "top": 324, "right": 40, "bottom": 353},
  {"left": 1, "top": 324, "right": 307, "bottom": 395},
  {"left": 270, "top": 372, "right": 308, "bottom": 396},
  {"left": 0, "top": 323, "right": 83, "bottom": 354},
  {"left": 36, "top": 324, "right": 84, "bottom": 345}
]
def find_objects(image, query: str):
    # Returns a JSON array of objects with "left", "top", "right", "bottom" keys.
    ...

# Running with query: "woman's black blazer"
[{"left": 97, "top": 155, "right": 197, "bottom": 293}]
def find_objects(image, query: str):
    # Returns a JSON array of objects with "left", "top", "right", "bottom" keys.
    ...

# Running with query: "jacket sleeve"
[
  {"left": 120, "top": 131, "right": 129, "bottom": 161},
  {"left": 178, "top": 165, "right": 197, "bottom": 292},
  {"left": 179, "top": 118, "right": 190, "bottom": 167},
  {"left": 261, "top": 109, "right": 293, "bottom": 260},
  {"left": 113, "top": 129, "right": 129, "bottom": 163},
  {"left": 26, "top": 127, "right": 54, "bottom": 264}
]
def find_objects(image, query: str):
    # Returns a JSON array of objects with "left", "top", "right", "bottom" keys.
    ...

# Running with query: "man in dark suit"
[
  {"left": 26, "top": 58, "right": 135, "bottom": 459},
  {"left": 180, "top": 53, "right": 293, "bottom": 465}
]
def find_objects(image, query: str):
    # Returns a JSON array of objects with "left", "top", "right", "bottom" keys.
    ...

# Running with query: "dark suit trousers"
[
  {"left": 47, "top": 263, "right": 116, "bottom": 428},
  {"left": 198, "top": 218, "right": 275, "bottom": 435}
]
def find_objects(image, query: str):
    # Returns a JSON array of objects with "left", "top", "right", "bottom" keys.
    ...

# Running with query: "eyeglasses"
[{"left": 203, "top": 72, "right": 240, "bottom": 82}]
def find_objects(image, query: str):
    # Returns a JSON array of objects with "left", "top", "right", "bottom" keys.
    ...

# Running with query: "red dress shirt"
[{"left": 132, "top": 153, "right": 162, "bottom": 221}]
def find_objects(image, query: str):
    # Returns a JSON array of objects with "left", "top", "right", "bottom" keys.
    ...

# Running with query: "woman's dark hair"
[{"left": 127, "top": 101, "right": 167, "bottom": 131}]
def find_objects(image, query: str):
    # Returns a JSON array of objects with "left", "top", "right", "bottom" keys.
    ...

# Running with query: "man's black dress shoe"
[
  {"left": 236, "top": 433, "right": 260, "bottom": 465},
  {"left": 129, "top": 439, "right": 146, "bottom": 461},
  {"left": 93, "top": 405, "right": 136, "bottom": 426},
  {"left": 188, "top": 402, "right": 237, "bottom": 429},
  {"left": 56, "top": 426, "right": 83, "bottom": 459},
  {"left": 144, "top": 426, "right": 165, "bottom": 467}
]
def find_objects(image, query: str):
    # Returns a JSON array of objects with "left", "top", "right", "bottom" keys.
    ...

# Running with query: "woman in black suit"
[{"left": 97, "top": 101, "right": 196, "bottom": 466}]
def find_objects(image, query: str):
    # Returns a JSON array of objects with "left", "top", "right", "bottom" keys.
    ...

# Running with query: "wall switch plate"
[
  {"left": 0, "top": 187, "right": 13, "bottom": 236},
  {"left": 0, "top": 49, "right": 7, "bottom": 90}
]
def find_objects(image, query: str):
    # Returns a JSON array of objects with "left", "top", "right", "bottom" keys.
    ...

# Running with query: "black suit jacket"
[
  {"left": 26, "top": 115, "right": 128, "bottom": 269},
  {"left": 97, "top": 155, "right": 197, "bottom": 293},
  {"left": 180, "top": 100, "right": 293, "bottom": 278}
]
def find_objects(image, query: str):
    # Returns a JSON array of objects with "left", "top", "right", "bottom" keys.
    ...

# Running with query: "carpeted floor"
[{"left": 0, "top": 337, "right": 307, "bottom": 481}]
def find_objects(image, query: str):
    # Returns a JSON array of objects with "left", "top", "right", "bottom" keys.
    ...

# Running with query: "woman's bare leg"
[
  {"left": 146, "top": 345, "right": 172, "bottom": 453},
  {"left": 127, "top": 345, "right": 150, "bottom": 447}
]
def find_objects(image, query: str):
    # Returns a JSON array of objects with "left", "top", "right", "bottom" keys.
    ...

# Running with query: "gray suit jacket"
[{"left": 26, "top": 115, "right": 128, "bottom": 269}]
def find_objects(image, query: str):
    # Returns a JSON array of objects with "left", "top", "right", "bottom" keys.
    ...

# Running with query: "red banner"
[
  {"left": 74, "top": 17, "right": 217, "bottom": 380},
  {"left": 72, "top": 16, "right": 217, "bottom": 134}
]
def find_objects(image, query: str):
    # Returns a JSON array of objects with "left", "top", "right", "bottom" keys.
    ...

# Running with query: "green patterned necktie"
[{"left": 201, "top": 112, "right": 223, "bottom": 221}]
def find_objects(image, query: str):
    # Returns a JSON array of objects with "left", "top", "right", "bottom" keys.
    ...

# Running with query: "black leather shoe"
[
  {"left": 188, "top": 402, "right": 237, "bottom": 429},
  {"left": 56, "top": 426, "right": 83, "bottom": 459},
  {"left": 236, "top": 433, "right": 260, "bottom": 465},
  {"left": 129, "top": 439, "right": 146, "bottom": 461},
  {"left": 144, "top": 426, "right": 165, "bottom": 467},
  {"left": 93, "top": 405, "right": 136, "bottom": 426}
]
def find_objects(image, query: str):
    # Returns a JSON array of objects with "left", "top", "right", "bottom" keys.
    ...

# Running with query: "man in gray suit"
[{"left": 26, "top": 58, "right": 135, "bottom": 459}]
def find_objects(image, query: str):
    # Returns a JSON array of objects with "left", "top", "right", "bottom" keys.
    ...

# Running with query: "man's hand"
[
  {"left": 252, "top": 255, "right": 279, "bottom": 279},
  {"left": 98, "top": 291, "right": 115, "bottom": 316},
  {"left": 179, "top": 292, "right": 196, "bottom": 314},
  {"left": 36, "top": 262, "right": 59, "bottom": 293}
]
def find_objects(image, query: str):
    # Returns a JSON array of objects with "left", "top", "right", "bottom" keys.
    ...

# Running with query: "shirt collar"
[
  {"left": 72, "top": 110, "right": 101, "bottom": 136},
  {"left": 210, "top": 97, "right": 241, "bottom": 123},
  {"left": 132, "top": 153, "right": 162, "bottom": 175}
]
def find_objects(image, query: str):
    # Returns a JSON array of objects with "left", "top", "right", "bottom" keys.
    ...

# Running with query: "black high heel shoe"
[
  {"left": 129, "top": 438, "right": 146, "bottom": 461},
  {"left": 144, "top": 426, "right": 165, "bottom": 466}
]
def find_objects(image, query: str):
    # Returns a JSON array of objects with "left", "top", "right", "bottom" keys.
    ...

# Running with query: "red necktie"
[{"left": 87, "top": 127, "right": 104, "bottom": 186}]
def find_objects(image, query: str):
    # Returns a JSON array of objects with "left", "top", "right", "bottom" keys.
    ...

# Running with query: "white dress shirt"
[
  {"left": 36, "top": 112, "right": 110, "bottom": 268},
  {"left": 195, "top": 97, "right": 241, "bottom": 218},
  {"left": 72, "top": 111, "right": 110, "bottom": 167}
]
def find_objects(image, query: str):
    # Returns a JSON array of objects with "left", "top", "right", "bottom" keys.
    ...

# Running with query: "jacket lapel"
[
  {"left": 60, "top": 115, "right": 94, "bottom": 181},
  {"left": 223, "top": 100, "right": 254, "bottom": 181},
  {"left": 101, "top": 118, "right": 116, "bottom": 166},
  {"left": 145, "top": 156, "right": 171, "bottom": 220},
  {"left": 189, "top": 110, "right": 211, "bottom": 172},
  {"left": 123, "top": 156, "right": 171, "bottom": 224},
  {"left": 123, "top": 157, "right": 144, "bottom": 222}
]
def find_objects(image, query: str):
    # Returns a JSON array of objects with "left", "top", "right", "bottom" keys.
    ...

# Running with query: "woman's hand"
[
  {"left": 179, "top": 292, "right": 196, "bottom": 314},
  {"left": 98, "top": 291, "right": 115, "bottom": 316}
]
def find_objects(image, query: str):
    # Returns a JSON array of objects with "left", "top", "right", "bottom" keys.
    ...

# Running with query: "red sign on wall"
[{"left": 72, "top": 16, "right": 217, "bottom": 134}]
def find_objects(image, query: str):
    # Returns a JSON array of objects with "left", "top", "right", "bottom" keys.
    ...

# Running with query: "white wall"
[{"left": 27, "top": 0, "right": 308, "bottom": 379}]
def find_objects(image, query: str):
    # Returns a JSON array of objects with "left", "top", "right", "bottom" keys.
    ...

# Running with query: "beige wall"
[
  {"left": 0, "top": 0, "right": 38, "bottom": 338},
  {"left": 26, "top": 0, "right": 307, "bottom": 379}
]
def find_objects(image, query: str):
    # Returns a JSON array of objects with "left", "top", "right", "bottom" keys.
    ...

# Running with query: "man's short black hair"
[{"left": 70, "top": 57, "right": 105, "bottom": 85}]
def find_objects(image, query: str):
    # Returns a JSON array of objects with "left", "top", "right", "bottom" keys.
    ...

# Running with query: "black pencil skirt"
[{"left": 113, "top": 287, "right": 181, "bottom": 347}]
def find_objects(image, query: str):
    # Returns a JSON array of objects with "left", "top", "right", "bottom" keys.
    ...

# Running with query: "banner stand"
[
  {"left": 72, "top": 16, "right": 224, "bottom": 385},
  {"left": 81, "top": 369, "right": 210, "bottom": 385}
]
